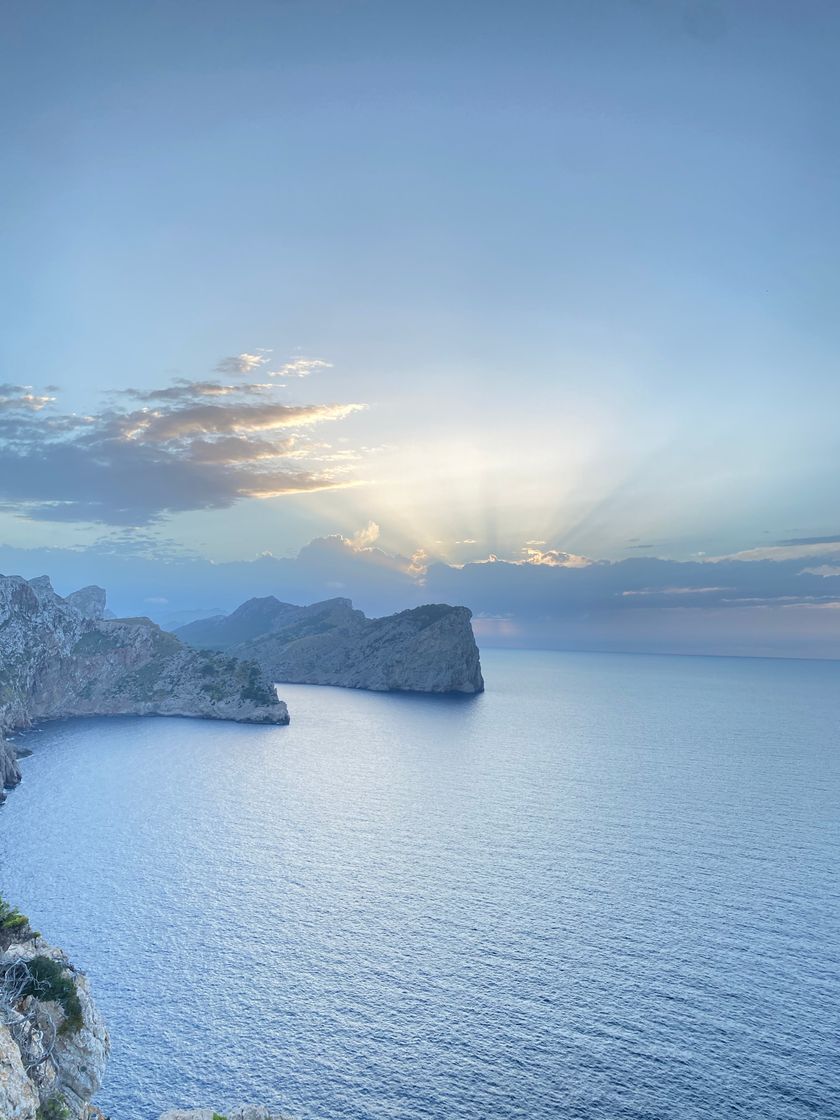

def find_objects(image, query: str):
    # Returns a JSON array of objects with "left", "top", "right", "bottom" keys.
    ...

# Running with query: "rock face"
[
  {"left": 65, "top": 586, "right": 107, "bottom": 621},
  {"left": 0, "top": 1026, "right": 39, "bottom": 1120},
  {"left": 0, "top": 915, "right": 109, "bottom": 1120},
  {"left": 0, "top": 574, "right": 289, "bottom": 801},
  {"left": 176, "top": 597, "right": 485, "bottom": 694}
]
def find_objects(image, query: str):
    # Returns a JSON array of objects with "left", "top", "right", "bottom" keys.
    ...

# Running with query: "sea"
[{"left": 1, "top": 649, "right": 839, "bottom": 1120}]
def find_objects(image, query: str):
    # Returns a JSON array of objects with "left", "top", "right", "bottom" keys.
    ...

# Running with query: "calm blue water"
[{"left": 2, "top": 650, "right": 840, "bottom": 1120}]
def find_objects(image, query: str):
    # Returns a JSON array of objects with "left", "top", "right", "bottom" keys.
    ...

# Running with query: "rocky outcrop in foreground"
[
  {"left": 0, "top": 906, "right": 109, "bottom": 1120},
  {"left": 0, "top": 907, "right": 285, "bottom": 1120},
  {"left": 176, "top": 597, "right": 485, "bottom": 694},
  {"left": 0, "top": 574, "right": 289, "bottom": 802},
  {"left": 0, "top": 908, "right": 286, "bottom": 1120}
]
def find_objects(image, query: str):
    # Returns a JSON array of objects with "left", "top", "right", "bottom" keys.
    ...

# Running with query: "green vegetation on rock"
[
  {"left": 21, "top": 956, "right": 84, "bottom": 1034},
  {"left": 239, "top": 663, "right": 276, "bottom": 705},
  {"left": 36, "top": 1095, "right": 72, "bottom": 1120},
  {"left": 71, "top": 631, "right": 121, "bottom": 656},
  {"left": 0, "top": 896, "right": 29, "bottom": 931}
]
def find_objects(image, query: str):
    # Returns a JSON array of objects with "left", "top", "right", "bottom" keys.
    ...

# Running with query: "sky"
[{"left": 2, "top": 0, "right": 840, "bottom": 655}]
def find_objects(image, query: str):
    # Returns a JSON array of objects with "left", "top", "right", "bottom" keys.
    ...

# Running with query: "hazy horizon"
[
  {"left": 3, "top": 0, "right": 840, "bottom": 657},
  {"left": 4, "top": 524, "right": 840, "bottom": 660}
]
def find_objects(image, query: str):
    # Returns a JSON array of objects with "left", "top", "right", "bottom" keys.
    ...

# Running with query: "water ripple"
[{"left": 1, "top": 650, "right": 839, "bottom": 1119}]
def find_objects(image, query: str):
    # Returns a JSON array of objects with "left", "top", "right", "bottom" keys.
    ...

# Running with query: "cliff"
[
  {"left": 0, "top": 905, "right": 109, "bottom": 1120},
  {"left": 0, "top": 574, "right": 289, "bottom": 802},
  {"left": 176, "top": 597, "right": 485, "bottom": 694}
]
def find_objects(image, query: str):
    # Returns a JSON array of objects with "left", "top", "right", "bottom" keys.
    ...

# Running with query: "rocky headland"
[
  {"left": 0, "top": 573, "right": 289, "bottom": 803},
  {"left": 175, "top": 596, "right": 485, "bottom": 694},
  {"left": 0, "top": 904, "right": 109, "bottom": 1120}
]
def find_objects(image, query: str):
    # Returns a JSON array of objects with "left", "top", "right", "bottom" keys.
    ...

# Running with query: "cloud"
[
  {"left": 408, "top": 548, "right": 430, "bottom": 577},
  {"left": 120, "top": 380, "right": 275, "bottom": 404},
  {"left": 297, "top": 529, "right": 411, "bottom": 574},
  {"left": 0, "top": 384, "right": 56, "bottom": 411},
  {"left": 186, "top": 435, "right": 301, "bottom": 465},
  {"left": 519, "top": 548, "right": 593, "bottom": 568},
  {"left": 4, "top": 534, "right": 840, "bottom": 658},
  {"left": 0, "top": 355, "right": 366, "bottom": 525},
  {"left": 212, "top": 354, "right": 332, "bottom": 380},
  {"left": 269, "top": 358, "right": 333, "bottom": 379},
  {"left": 214, "top": 352, "right": 271, "bottom": 375},
  {"left": 349, "top": 521, "right": 381, "bottom": 549},
  {"left": 424, "top": 551, "right": 840, "bottom": 618},
  {"left": 621, "top": 585, "right": 734, "bottom": 597},
  {"left": 117, "top": 400, "right": 362, "bottom": 442},
  {"left": 722, "top": 541, "right": 840, "bottom": 563}
]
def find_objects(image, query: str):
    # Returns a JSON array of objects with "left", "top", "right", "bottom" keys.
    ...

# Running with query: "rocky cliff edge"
[
  {"left": 0, "top": 904, "right": 109, "bottom": 1120},
  {"left": 0, "top": 574, "right": 289, "bottom": 802}
]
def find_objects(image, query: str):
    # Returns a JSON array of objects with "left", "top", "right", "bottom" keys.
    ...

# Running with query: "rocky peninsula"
[
  {"left": 175, "top": 596, "right": 485, "bottom": 694},
  {"left": 0, "top": 574, "right": 289, "bottom": 803}
]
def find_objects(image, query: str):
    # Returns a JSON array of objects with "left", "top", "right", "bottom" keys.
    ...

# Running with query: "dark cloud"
[
  {"left": 421, "top": 553, "right": 840, "bottom": 657},
  {"left": 120, "top": 380, "right": 274, "bottom": 404},
  {"left": 0, "top": 362, "right": 364, "bottom": 525},
  {"left": 423, "top": 553, "right": 840, "bottom": 617}
]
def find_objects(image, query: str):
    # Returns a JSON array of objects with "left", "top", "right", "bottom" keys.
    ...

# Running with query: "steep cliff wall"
[{"left": 177, "top": 597, "right": 485, "bottom": 694}]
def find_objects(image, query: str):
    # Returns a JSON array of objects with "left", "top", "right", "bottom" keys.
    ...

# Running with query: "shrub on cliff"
[
  {"left": 0, "top": 896, "right": 32, "bottom": 949},
  {"left": 21, "top": 956, "right": 84, "bottom": 1034},
  {"left": 37, "top": 1097, "right": 72, "bottom": 1120},
  {"left": 0, "top": 896, "right": 28, "bottom": 930}
]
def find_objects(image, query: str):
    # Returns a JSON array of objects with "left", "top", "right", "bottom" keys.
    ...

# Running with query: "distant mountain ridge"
[{"left": 175, "top": 596, "right": 485, "bottom": 694}]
